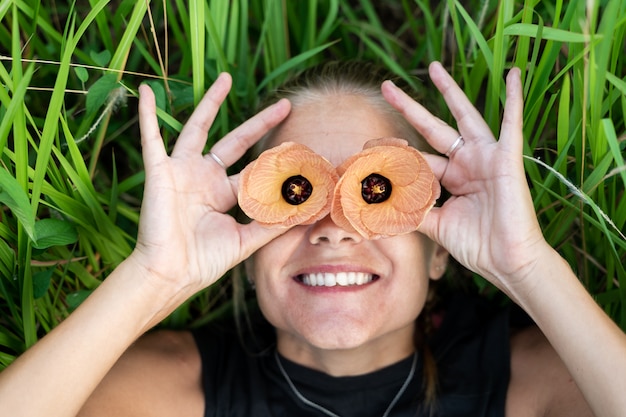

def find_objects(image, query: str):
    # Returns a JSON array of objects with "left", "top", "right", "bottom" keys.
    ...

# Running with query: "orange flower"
[
  {"left": 238, "top": 142, "right": 339, "bottom": 227},
  {"left": 331, "top": 137, "right": 440, "bottom": 239}
]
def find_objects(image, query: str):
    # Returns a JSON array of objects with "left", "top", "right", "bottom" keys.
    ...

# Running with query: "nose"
[{"left": 308, "top": 215, "right": 363, "bottom": 246}]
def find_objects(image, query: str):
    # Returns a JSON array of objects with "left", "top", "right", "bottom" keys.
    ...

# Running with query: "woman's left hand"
[{"left": 382, "top": 62, "right": 549, "bottom": 294}]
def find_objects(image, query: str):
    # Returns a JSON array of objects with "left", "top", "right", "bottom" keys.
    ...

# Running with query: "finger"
[
  {"left": 381, "top": 79, "right": 459, "bottom": 155},
  {"left": 208, "top": 98, "right": 291, "bottom": 168},
  {"left": 422, "top": 154, "right": 448, "bottom": 181},
  {"left": 172, "top": 72, "right": 233, "bottom": 157},
  {"left": 416, "top": 206, "right": 444, "bottom": 246},
  {"left": 427, "top": 62, "right": 494, "bottom": 143},
  {"left": 499, "top": 68, "right": 524, "bottom": 155},
  {"left": 238, "top": 221, "right": 291, "bottom": 260},
  {"left": 138, "top": 84, "right": 167, "bottom": 169}
]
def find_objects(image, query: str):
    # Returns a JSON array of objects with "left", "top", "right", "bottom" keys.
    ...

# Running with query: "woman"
[{"left": 1, "top": 60, "right": 624, "bottom": 416}]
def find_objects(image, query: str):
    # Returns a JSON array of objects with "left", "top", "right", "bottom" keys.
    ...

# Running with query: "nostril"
[
  {"left": 307, "top": 215, "right": 363, "bottom": 245},
  {"left": 309, "top": 234, "right": 331, "bottom": 245}
]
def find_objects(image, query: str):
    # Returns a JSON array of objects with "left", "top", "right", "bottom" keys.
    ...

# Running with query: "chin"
[
  {"left": 303, "top": 328, "right": 372, "bottom": 351},
  {"left": 291, "top": 314, "right": 390, "bottom": 351},
  {"left": 267, "top": 309, "right": 387, "bottom": 357}
]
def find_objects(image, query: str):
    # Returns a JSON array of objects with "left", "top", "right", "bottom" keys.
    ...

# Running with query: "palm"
[
  {"left": 136, "top": 153, "right": 236, "bottom": 285},
  {"left": 433, "top": 140, "right": 543, "bottom": 282}
]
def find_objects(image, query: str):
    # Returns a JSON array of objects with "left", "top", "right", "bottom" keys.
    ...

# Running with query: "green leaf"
[
  {"left": 32, "top": 218, "right": 79, "bottom": 250},
  {"left": 74, "top": 66, "right": 89, "bottom": 83},
  {"left": 32, "top": 268, "right": 55, "bottom": 299},
  {"left": 0, "top": 327, "right": 24, "bottom": 355},
  {"left": 601, "top": 119, "right": 626, "bottom": 189},
  {"left": 606, "top": 72, "right": 626, "bottom": 96},
  {"left": 169, "top": 83, "right": 194, "bottom": 109},
  {"left": 255, "top": 41, "right": 338, "bottom": 93},
  {"left": 0, "top": 169, "right": 36, "bottom": 243},
  {"left": 504, "top": 23, "right": 593, "bottom": 42},
  {"left": 146, "top": 81, "right": 167, "bottom": 113},
  {"left": 90, "top": 49, "right": 111, "bottom": 67},
  {"left": 190, "top": 0, "right": 206, "bottom": 104},
  {"left": 0, "top": 239, "right": 15, "bottom": 280},
  {"left": 86, "top": 73, "right": 118, "bottom": 116},
  {"left": 66, "top": 289, "right": 94, "bottom": 311}
]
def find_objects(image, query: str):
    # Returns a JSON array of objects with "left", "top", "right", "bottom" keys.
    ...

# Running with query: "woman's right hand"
[{"left": 129, "top": 73, "right": 292, "bottom": 296}]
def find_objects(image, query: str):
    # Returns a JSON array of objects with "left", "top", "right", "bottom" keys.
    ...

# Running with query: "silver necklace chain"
[{"left": 274, "top": 350, "right": 418, "bottom": 417}]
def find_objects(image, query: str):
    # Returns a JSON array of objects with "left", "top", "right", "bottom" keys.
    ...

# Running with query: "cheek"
[
  {"left": 380, "top": 234, "right": 433, "bottom": 296},
  {"left": 381, "top": 233, "right": 434, "bottom": 271},
  {"left": 249, "top": 254, "right": 284, "bottom": 326},
  {"left": 248, "top": 227, "right": 306, "bottom": 297},
  {"left": 251, "top": 227, "right": 304, "bottom": 271}
]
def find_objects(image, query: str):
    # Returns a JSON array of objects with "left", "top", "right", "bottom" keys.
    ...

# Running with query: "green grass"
[{"left": 0, "top": 0, "right": 624, "bottom": 369}]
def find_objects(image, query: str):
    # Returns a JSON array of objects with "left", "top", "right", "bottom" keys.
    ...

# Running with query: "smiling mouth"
[{"left": 296, "top": 272, "right": 378, "bottom": 287}]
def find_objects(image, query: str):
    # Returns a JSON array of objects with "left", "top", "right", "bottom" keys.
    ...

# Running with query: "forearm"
[
  {"left": 509, "top": 246, "right": 626, "bottom": 417},
  {"left": 0, "top": 258, "right": 188, "bottom": 417}
]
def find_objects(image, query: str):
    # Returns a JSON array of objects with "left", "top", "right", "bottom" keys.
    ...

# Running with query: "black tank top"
[{"left": 192, "top": 294, "right": 511, "bottom": 416}]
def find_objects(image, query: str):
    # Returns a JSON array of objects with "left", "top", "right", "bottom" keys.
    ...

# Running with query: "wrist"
[
  {"left": 501, "top": 244, "right": 577, "bottom": 312},
  {"left": 107, "top": 256, "right": 198, "bottom": 331},
  {"left": 494, "top": 241, "right": 568, "bottom": 305}
]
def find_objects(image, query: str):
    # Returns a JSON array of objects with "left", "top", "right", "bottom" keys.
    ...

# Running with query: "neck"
[{"left": 275, "top": 325, "right": 416, "bottom": 376}]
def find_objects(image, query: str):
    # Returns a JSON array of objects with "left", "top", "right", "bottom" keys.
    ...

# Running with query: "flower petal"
[
  {"left": 238, "top": 142, "right": 338, "bottom": 227},
  {"left": 332, "top": 137, "right": 440, "bottom": 239},
  {"left": 330, "top": 174, "right": 360, "bottom": 234}
]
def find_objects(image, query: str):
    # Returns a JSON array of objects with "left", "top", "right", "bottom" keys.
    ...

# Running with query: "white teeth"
[
  {"left": 336, "top": 272, "right": 348, "bottom": 286},
  {"left": 299, "top": 272, "right": 374, "bottom": 287},
  {"left": 324, "top": 273, "right": 336, "bottom": 286},
  {"left": 316, "top": 273, "right": 325, "bottom": 286}
]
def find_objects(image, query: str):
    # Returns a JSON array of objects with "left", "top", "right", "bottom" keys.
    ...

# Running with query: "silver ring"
[
  {"left": 208, "top": 151, "right": 227, "bottom": 170},
  {"left": 445, "top": 135, "right": 464, "bottom": 157}
]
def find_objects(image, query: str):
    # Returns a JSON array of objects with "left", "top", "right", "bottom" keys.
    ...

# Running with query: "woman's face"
[{"left": 248, "top": 93, "right": 447, "bottom": 366}]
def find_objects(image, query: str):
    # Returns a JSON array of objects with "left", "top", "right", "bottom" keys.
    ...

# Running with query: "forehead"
[{"left": 266, "top": 94, "right": 401, "bottom": 167}]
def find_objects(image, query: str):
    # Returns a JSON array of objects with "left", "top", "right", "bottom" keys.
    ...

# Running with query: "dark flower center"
[
  {"left": 361, "top": 173, "right": 392, "bottom": 204},
  {"left": 281, "top": 175, "right": 313, "bottom": 205}
]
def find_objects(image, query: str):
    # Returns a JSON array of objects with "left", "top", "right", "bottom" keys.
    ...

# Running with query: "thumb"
[
  {"left": 417, "top": 207, "right": 444, "bottom": 246},
  {"left": 238, "top": 222, "right": 292, "bottom": 261}
]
